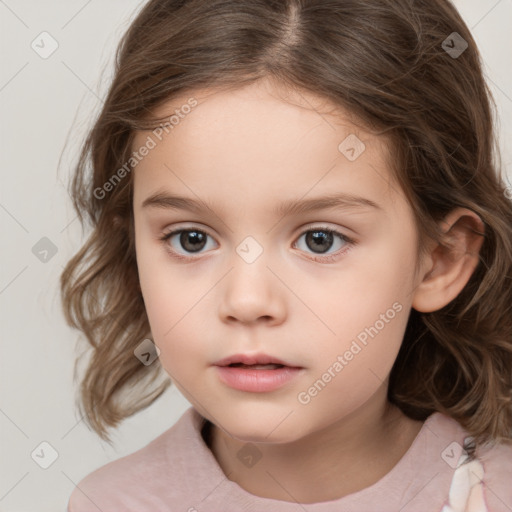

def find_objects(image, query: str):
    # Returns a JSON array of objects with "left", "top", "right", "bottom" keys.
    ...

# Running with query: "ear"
[{"left": 412, "top": 208, "right": 485, "bottom": 313}]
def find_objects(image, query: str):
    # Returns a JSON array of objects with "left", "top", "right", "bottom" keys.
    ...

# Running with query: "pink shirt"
[{"left": 68, "top": 407, "right": 512, "bottom": 511}]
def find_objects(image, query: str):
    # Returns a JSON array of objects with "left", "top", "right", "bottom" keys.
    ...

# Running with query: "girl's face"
[{"left": 132, "top": 78, "right": 427, "bottom": 443}]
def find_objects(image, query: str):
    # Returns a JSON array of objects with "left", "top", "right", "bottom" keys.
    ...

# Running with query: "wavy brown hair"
[{"left": 60, "top": 0, "right": 512, "bottom": 459}]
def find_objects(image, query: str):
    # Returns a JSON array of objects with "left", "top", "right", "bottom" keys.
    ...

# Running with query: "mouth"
[
  {"left": 213, "top": 353, "right": 301, "bottom": 369},
  {"left": 213, "top": 353, "right": 304, "bottom": 392},
  {"left": 226, "top": 363, "right": 286, "bottom": 370}
]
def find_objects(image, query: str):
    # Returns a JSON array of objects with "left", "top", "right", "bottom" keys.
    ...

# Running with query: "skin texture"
[{"left": 132, "top": 78, "right": 484, "bottom": 503}]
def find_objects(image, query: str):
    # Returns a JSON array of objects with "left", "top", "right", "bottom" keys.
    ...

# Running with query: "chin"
[
  {"left": 230, "top": 425, "right": 303, "bottom": 445},
  {"left": 212, "top": 405, "right": 308, "bottom": 444}
]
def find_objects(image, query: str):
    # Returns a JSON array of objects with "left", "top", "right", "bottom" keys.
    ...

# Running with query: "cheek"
[
  {"left": 136, "top": 249, "right": 210, "bottom": 375},
  {"left": 139, "top": 280, "right": 195, "bottom": 359},
  {"left": 135, "top": 244, "right": 179, "bottom": 349},
  {"left": 294, "top": 303, "right": 409, "bottom": 434},
  {"left": 319, "top": 236, "right": 416, "bottom": 339},
  {"left": 305, "top": 233, "right": 416, "bottom": 398},
  {"left": 325, "top": 302, "right": 408, "bottom": 384}
]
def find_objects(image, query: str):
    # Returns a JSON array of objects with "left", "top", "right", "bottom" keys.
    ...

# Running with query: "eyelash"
[{"left": 158, "top": 225, "right": 356, "bottom": 263}]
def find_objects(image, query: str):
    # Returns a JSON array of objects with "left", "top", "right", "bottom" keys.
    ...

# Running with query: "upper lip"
[{"left": 213, "top": 353, "right": 300, "bottom": 367}]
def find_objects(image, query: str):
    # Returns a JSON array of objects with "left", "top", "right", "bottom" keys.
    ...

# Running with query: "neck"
[{"left": 206, "top": 393, "right": 424, "bottom": 503}]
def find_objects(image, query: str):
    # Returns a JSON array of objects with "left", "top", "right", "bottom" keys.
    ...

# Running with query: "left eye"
[
  {"left": 159, "top": 226, "right": 354, "bottom": 262},
  {"left": 294, "top": 227, "right": 353, "bottom": 259}
]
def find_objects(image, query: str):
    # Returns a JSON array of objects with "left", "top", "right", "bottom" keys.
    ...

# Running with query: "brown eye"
[
  {"left": 177, "top": 230, "right": 208, "bottom": 253},
  {"left": 160, "top": 228, "right": 216, "bottom": 257},
  {"left": 294, "top": 226, "right": 355, "bottom": 263},
  {"left": 304, "top": 229, "right": 335, "bottom": 254},
  {"left": 159, "top": 225, "right": 355, "bottom": 263}
]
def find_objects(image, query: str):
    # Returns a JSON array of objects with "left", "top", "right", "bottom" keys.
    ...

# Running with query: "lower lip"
[{"left": 215, "top": 366, "right": 303, "bottom": 392}]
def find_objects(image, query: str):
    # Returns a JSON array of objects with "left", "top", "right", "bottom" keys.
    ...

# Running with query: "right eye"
[{"left": 159, "top": 228, "right": 218, "bottom": 260}]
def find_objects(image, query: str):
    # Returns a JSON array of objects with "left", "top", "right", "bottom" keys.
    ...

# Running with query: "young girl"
[{"left": 60, "top": 0, "right": 512, "bottom": 510}]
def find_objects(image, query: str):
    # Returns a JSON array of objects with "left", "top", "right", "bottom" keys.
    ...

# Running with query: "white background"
[{"left": 1, "top": 1, "right": 511, "bottom": 510}]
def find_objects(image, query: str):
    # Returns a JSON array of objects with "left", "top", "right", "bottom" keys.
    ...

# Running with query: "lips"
[
  {"left": 212, "top": 353, "right": 303, "bottom": 392},
  {"left": 213, "top": 353, "right": 299, "bottom": 368},
  {"left": 228, "top": 363, "right": 284, "bottom": 370}
]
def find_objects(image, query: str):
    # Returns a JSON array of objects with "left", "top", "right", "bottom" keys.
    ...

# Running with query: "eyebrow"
[{"left": 141, "top": 191, "right": 382, "bottom": 217}]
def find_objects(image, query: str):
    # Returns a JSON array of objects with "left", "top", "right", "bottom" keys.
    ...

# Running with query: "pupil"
[
  {"left": 307, "top": 230, "right": 333, "bottom": 254},
  {"left": 181, "top": 231, "right": 206, "bottom": 252},
  {"left": 178, "top": 230, "right": 334, "bottom": 255}
]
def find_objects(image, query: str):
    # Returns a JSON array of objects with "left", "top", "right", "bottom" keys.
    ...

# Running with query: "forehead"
[{"left": 131, "top": 79, "right": 402, "bottom": 215}]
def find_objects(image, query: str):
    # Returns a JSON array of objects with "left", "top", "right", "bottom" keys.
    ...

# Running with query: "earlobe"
[{"left": 412, "top": 208, "right": 485, "bottom": 313}]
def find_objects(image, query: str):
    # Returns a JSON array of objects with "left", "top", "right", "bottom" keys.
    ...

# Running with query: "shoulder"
[
  {"left": 422, "top": 413, "right": 512, "bottom": 511},
  {"left": 477, "top": 439, "right": 512, "bottom": 512},
  {"left": 67, "top": 407, "right": 204, "bottom": 512}
]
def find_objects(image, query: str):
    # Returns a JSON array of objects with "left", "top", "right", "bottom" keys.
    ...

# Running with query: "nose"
[{"left": 218, "top": 251, "right": 286, "bottom": 326}]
